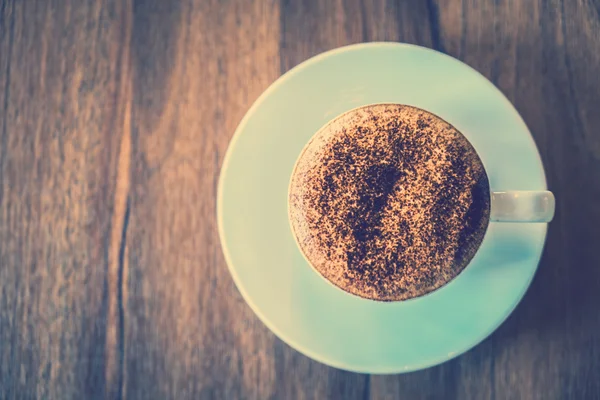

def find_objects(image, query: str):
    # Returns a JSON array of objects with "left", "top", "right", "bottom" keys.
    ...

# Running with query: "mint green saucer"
[{"left": 217, "top": 43, "right": 548, "bottom": 373}]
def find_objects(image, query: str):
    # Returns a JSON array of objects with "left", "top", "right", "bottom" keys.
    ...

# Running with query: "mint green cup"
[
  {"left": 287, "top": 103, "right": 555, "bottom": 302},
  {"left": 218, "top": 43, "right": 554, "bottom": 372}
]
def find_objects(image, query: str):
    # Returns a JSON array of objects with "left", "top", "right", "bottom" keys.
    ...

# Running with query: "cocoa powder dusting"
[{"left": 289, "top": 104, "right": 490, "bottom": 301}]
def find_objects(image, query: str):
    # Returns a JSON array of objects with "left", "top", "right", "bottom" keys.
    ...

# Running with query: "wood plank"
[
  {"left": 123, "top": 0, "right": 281, "bottom": 398},
  {"left": 0, "top": 0, "right": 132, "bottom": 398}
]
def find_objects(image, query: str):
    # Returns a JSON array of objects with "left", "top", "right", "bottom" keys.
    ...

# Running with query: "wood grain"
[
  {"left": 1, "top": 0, "right": 600, "bottom": 399},
  {"left": 124, "top": 0, "right": 280, "bottom": 398},
  {"left": 0, "top": 1, "right": 131, "bottom": 398}
]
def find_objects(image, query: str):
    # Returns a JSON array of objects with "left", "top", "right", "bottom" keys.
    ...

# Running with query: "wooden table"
[{"left": 1, "top": 1, "right": 599, "bottom": 399}]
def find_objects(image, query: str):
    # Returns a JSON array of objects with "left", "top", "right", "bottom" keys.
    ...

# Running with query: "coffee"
[{"left": 289, "top": 104, "right": 490, "bottom": 301}]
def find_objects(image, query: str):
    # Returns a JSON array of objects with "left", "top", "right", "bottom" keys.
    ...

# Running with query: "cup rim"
[{"left": 287, "top": 102, "right": 492, "bottom": 303}]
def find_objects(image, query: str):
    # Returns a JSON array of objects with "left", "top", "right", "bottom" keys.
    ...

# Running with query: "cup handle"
[{"left": 490, "top": 191, "right": 555, "bottom": 223}]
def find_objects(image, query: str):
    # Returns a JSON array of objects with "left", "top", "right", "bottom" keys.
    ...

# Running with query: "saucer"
[{"left": 217, "top": 43, "right": 548, "bottom": 373}]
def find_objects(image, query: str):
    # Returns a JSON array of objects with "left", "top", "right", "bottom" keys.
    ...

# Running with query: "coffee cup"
[{"left": 288, "top": 103, "right": 554, "bottom": 302}]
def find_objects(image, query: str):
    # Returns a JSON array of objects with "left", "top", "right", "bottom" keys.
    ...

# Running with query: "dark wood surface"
[{"left": 1, "top": 0, "right": 599, "bottom": 399}]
